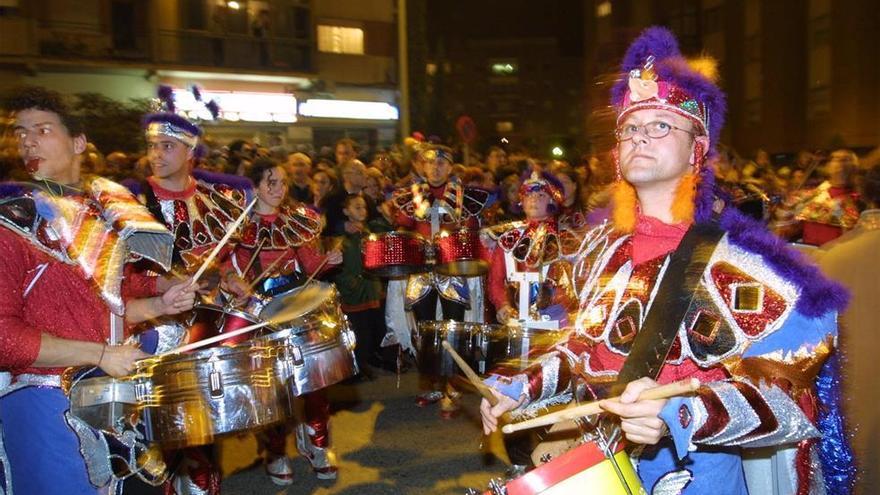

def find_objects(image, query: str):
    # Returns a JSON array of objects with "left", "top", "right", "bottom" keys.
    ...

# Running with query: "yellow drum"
[{"left": 502, "top": 441, "right": 644, "bottom": 495}]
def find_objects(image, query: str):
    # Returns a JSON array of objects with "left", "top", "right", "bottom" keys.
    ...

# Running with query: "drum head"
[{"left": 258, "top": 282, "right": 334, "bottom": 325}]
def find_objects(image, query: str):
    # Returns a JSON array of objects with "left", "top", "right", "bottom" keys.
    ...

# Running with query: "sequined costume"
[
  {"left": 390, "top": 177, "right": 492, "bottom": 308},
  {"left": 0, "top": 178, "right": 173, "bottom": 494},
  {"left": 485, "top": 218, "right": 581, "bottom": 326},
  {"left": 227, "top": 204, "right": 339, "bottom": 482},
  {"left": 488, "top": 210, "right": 850, "bottom": 494},
  {"left": 139, "top": 169, "right": 251, "bottom": 270}
]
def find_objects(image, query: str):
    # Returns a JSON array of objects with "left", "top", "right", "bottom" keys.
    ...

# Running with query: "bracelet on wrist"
[{"left": 97, "top": 344, "right": 107, "bottom": 368}]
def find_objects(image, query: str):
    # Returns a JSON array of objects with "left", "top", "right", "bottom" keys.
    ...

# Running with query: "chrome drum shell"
[
  {"left": 255, "top": 283, "right": 358, "bottom": 396},
  {"left": 133, "top": 342, "right": 290, "bottom": 449}
]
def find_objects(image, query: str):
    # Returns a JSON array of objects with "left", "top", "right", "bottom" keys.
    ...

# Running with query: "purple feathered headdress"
[
  {"left": 143, "top": 85, "right": 221, "bottom": 148},
  {"left": 610, "top": 26, "right": 727, "bottom": 151}
]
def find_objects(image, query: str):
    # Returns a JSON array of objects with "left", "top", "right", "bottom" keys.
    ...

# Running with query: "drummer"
[
  {"left": 0, "top": 86, "right": 199, "bottom": 495},
  {"left": 483, "top": 170, "right": 579, "bottom": 476},
  {"left": 479, "top": 27, "right": 854, "bottom": 494},
  {"left": 486, "top": 171, "right": 578, "bottom": 328},
  {"left": 226, "top": 157, "right": 343, "bottom": 485},
  {"left": 382, "top": 143, "right": 494, "bottom": 418},
  {"left": 136, "top": 87, "right": 255, "bottom": 495}
]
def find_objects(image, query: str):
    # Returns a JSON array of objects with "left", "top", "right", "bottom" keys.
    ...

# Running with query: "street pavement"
[{"left": 218, "top": 368, "right": 511, "bottom": 494}]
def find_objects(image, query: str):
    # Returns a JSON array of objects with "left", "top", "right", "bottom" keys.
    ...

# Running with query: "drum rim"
[
  {"left": 433, "top": 259, "right": 489, "bottom": 276},
  {"left": 365, "top": 230, "right": 430, "bottom": 242},
  {"left": 192, "top": 303, "right": 263, "bottom": 325}
]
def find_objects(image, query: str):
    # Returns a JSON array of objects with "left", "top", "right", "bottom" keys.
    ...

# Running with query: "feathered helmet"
[
  {"left": 610, "top": 27, "right": 727, "bottom": 231},
  {"left": 519, "top": 170, "right": 564, "bottom": 207},
  {"left": 142, "top": 85, "right": 220, "bottom": 149},
  {"left": 611, "top": 26, "right": 726, "bottom": 151}
]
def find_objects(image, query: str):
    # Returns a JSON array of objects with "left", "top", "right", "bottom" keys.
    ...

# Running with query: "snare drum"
[
  {"left": 414, "top": 321, "right": 489, "bottom": 377},
  {"left": 255, "top": 283, "right": 358, "bottom": 396},
  {"left": 484, "top": 441, "right": 643, "bottom": 495},
  {"left": 362, "top": 231, "right": 430, "bottom": 278},
  {"left": 133, "top": 342, "right": 289, "bottom": 448},
  {"left": 434, "top": 228, "right": 489, "bottom": 276}
]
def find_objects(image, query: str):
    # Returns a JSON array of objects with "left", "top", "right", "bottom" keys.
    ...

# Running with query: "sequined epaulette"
[
  {"left": 0, "top": 178, "right": 173, "bottom": 313},
  {"left": 391, "top": 180, "right": 493, "bottom": 222},
  {"left": 157, "top": 178, "right": 249, "bottom": 267},
  {"left": 240, "top": 204, "right": 322, "bottom": 249}
]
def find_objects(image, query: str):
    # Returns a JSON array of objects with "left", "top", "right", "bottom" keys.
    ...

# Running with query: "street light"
[
  {"left": 227, "top": 1, "right": 241, "bottom": 10},
  {"left": 551, "top": 146, "right": 564, "bottom": 158}
]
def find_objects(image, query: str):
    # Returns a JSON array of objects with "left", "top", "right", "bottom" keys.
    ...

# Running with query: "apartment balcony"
[
  {"left": 156, "top": 30, "right": 312, "bottom": 73},
  {"left": 0, "top": 17, "right": 314, "bottom": 75}
]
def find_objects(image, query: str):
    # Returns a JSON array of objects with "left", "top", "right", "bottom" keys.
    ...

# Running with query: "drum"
[
  {"left": 186, "top": 304, "right": 264, "bottom": 347},
  {"left": 434, "top": 228, "right": 489, "bottom": 276},
  {"left": 478, "top": 326, "right": 566, "bottom": 374},
  {"left": 362, "top": 231, "right": 430, "bottom": 278},
  {"left": 414, "top": 321, "right": 487, "bottom": 377},
  {"left": 480, "top": 441, "right": 643, "bottom": 495},
  {"left": 133, "top": 341, "right": 289, "bottom": 448},
  {"left": 255, "top": 282, "right": 358, "bottom": 396}
]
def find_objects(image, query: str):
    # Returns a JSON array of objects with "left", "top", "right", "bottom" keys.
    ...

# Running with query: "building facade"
[{"left": 0, "top": 0, "right": 401, "bottom": 150}]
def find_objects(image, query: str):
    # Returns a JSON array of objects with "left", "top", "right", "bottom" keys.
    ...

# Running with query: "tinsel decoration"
[{"left": 815, "top": 349, "right": 857, "bottom": 494}]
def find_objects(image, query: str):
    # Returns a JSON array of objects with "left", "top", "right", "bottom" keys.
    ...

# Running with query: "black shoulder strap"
[
  {"left": 611, "top": 222, "right": 725, "bottom": 393},
  {"left": 141, "top": 179, "right": 185, "bottom": 268}
]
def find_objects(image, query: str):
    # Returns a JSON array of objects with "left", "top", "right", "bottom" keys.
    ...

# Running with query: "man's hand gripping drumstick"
[{"left": 481, "top": 376, "right": 700, "bottom": 445}]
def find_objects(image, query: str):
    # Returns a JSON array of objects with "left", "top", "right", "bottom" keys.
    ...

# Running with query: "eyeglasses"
[{"left": 615, "top": 121, "right": 698, "bottom": 141}]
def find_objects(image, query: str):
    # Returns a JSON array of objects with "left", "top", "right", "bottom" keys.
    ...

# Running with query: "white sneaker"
[
  {"left": 265, "top": 455, "right": 294, "bottom": 486},
  {"left": 170, "top": 474, "right": 209, "bottom": 495},
  {"left": 295, "top": 424, "right": 339, "bottom": 480}
]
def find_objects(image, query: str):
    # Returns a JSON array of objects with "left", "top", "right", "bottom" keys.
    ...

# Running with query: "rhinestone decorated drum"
[
  {"left": 433, "top": 228, "right": 489, "bottom": 276},
  {"left": 362, "top": 231, "right": 430, "bottom": 278}
]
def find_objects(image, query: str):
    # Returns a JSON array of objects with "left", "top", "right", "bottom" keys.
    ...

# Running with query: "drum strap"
[{"left": 611, "top": 221, "right": 725, "bottom": 394}]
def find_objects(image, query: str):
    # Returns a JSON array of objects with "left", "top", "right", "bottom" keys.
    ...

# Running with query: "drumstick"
[
  {"left": 297, "top": 237, "right": 341, "bottom": 288},
  {"left": 247, "top": 249, "right": 291, "bottom": 292},
  {"left": 241, "top": 238, "right": 267, "bottom": 277},
  {"left": 441, "top": 340, "right": 498, "bottom": 407},
  {"left": 163, "top": 320, "right": 274, "bottom": 355},
  {"left": 190, "top": 198, "right": 256, "bottom": 286},
  {"left": 501, "top": 378, "right": 700, "bottom": 434}
]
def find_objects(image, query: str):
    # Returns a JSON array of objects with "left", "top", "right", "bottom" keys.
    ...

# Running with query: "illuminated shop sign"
[
  {"left": 298, "top": 99, "right": 399, "bottom": 120},
  {"left": 171, "top": 88, "right": 298, "bottom": 123}
]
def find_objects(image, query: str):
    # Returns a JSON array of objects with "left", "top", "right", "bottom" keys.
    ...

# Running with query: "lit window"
[
  {"left": 596, "top": 1, "right": 612, "bottom": 18},
  {"left": 496, "top": 121, "right": 514, "bottom": 132},
  {"left": 426, "top": 63, "right": 437, "bottom": 75},
  {"left": 317, "top": 25, "right": 364, "bottom": 55},
  {"left": 490, "top": 62, "right": 518, "bottom": 76}
]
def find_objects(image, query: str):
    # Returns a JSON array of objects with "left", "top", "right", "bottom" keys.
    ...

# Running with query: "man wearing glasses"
[{"left": 480, "top": 27, "right": 853, "bottom": 494}]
